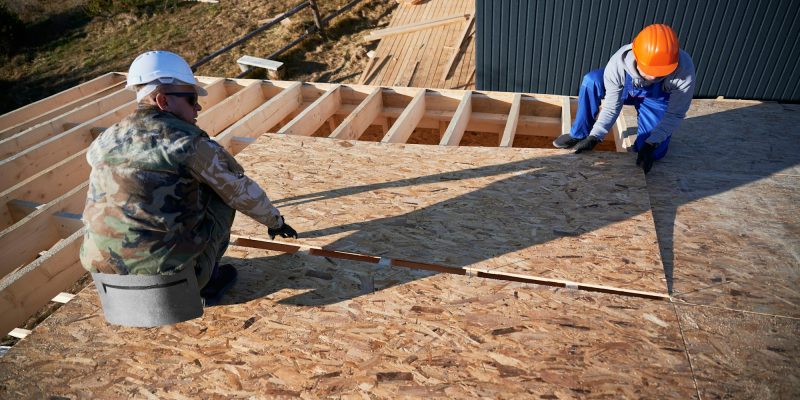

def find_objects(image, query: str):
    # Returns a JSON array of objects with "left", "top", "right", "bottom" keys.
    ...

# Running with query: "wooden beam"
[
  {"left": 381, "top": 89, "right": 426, "bottom": 144},
  {"left": 230, "top": 235, "right": 671, "bottom": 301},
  {"left": 500, "top": 93, "right": 522, "bottom": 147},
  {"left": 0, "top": 81, "right": 126, "bottom": 141},
  {"left": 613, "top": 105, "right": 637, "bottom": 152},
  {"left": 198, "top": 78, "right": 229, "bottom": 109},
  {"left": 278, "top": 84, "right": 342, "bottom": 136},
  {"left": 6, "top": 199, "right": 42, "bottom": 222},
  {"left": 0, "top": 149, "right": 89, "bottom": 230},
  {"left": 439, "top": 91, "right": 472, "bottom": 146},
  {"left": 0, "top": 182, "right": 87, "bottom": 280},
  {"left": 0, "top": 229, "right": 85, "bottom": 338},
  {"left": 0, "top": 72, "right": 125, "bottom": 132},
  {"left": 363, "top": 13, "right": 470, "bottom": 42},
  {"left": 215, "top": 82, "right": 303, "bottom": 153},
  {"left": 196, "top": 81, "right": 266, "bottom": 137},
  {"left": 0, "top": 78, "right": 231, "bottom": 193},
  {"left": 441, "top": 15, "right": 475, "bottom": 82},
  {"left": 4, "top": 199, "right": 82, "bottom": 238},
  {"left": 330, "top": 87, "right": 383, "bottom": 141},
  {"left": 0, "top": 88, "right": 135, "bottom": 159},
  {"left": 0, "top": 103, "right": 134, "bottom": 193},
  {"left": 561, "top": 96, "right": 572, "bottom": 136},
  {"left": 334, "top": 105, "right": 560, "bottom": 135}
]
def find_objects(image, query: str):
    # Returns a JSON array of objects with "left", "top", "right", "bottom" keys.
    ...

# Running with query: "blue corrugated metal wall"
[{"left": 476, "top": 0, "right": 800, "bottom": 101}]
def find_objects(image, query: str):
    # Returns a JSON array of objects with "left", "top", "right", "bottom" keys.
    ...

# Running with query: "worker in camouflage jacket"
[{"left": 81, "top": 51, "right": 298, "bottom": 306}]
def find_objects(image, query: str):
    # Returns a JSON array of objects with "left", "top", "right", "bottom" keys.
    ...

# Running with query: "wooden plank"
[
  {"left": 613, "top": 105, "right": 637, "bottom": 152},
  {"left": 0, "top": 182, "right": 87, "bottom": 280},
  {"left": 0, "top": 78, "right": 230, "bottom": 193},
  {"left": 0, "top": 229, "right": 85, "bottom": 338},
  {"left": 236, "top": 55, "right": 283, "bottom": 71},
  {"left": 0, "top": 81, "right": 126, "bottom": 140},
  {"left": 381, "top": 89, "right": 426, "bottom": 143},
  {"left": 363, "top": 13, "right": 470, "bottom": 42},
  {"left": 231, "top": 235, "right": 670, "bottom": 301},
  {"left": 215, "top": 82, "right": 303, "bottom": 153},
  {"left": 0, "top": 103, "right": 134, "bottom": 193},
  {"left": 499, "top": 93, "right": 522, "bottom": 147},
  {"left": 329, "top": 87, "right": 383, "bottom": 141},
  {"left": 51, "top": 292, "right": 76, "bottom": 304},
  {"left": 196, "top": 80, "right": 265, "bottom": 137},
  {"left": 0, "top": 149, "right": 89, "bottom": 230},
  {"left": 278, "top": 84, "right": 342, "bottom": 136},
  {"left": 439, "top": 91, "right": 472, "bottom": 146},
  {"left": 357, "top": 51, "right": 378, "bottom": 84},
  {"left": 0, "top": 87, "right": 135, "bottom": 159},
  {"left": 0, "top": 72, "right": 125, "bottom": 131},
  {"left": 561, "top": 96, "right": 572, "bottom": 136},
  {"left": 197, "top": 78, "right": 228, "bottom": 110},
  {"left": 440, "top": 14, "right": 475, "bottom": 82},
  {"left": 8, "top": 328, "right": 31, "bottom": 339}
]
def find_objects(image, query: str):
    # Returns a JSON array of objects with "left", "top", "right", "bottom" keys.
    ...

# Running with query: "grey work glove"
[
  {"left": 268, "top": 216, "right": 298, "bottom": 240},
  {"left": 573, "top": 136, "right": 600, "bottom": 153},
  {"left": 636, "top": 142, "right": 658, "bottom": 174}
]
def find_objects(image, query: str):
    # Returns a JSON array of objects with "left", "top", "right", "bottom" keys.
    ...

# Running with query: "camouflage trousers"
[{"left": 193, "top": 192, "right": 235, "bottom": 288}]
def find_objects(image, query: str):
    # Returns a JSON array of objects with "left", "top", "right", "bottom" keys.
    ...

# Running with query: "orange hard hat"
[{"left": 633, "top": 24, "right": 680, "bottom": 77}]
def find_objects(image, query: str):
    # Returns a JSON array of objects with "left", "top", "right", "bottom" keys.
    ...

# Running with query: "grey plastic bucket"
[{"left": 91, "top": 267, "right": 203, "bottom": 327}]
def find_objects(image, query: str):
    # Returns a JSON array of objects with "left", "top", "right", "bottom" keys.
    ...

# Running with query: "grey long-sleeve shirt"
[{"left": 590, "top": 44, "right": 696, "bottom": 144}]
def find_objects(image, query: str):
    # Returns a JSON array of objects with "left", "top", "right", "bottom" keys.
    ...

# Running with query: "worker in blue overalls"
[{"left": 553, "top": 24, "right": 696, "bottom": 174}]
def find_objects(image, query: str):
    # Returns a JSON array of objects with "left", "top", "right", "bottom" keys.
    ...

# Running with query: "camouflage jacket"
[{"left": 81, "top": 105, "right": 282, "bottom": 274}]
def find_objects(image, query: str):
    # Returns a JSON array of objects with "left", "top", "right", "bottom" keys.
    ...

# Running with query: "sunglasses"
[{"left": 164, "top": 92, "right": 199, "bottom": 106}]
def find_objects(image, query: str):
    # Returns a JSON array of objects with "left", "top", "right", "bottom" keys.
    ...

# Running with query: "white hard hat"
[{"left": 126, "top": 50, "right": 207, "bottom": 96}]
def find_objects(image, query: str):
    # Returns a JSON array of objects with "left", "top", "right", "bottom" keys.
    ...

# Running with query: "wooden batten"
[
  {"left": 381, "top": 89, "right": 426, "bottom": 143},
  {"left": 215, "top": 82, "right": 303, "bottom": 153},
  {"left": 439, "top": 91, "right": 472, "bottom": 146},
  {"left": 0, "top": 73, "right": 126, "bottom": 133},
  {"left": 500, "top": 93, "right": 522, "bottom": 147},
  {"left": 329, "top": 87, "right": 383, "bottom": 141},
  {"left": 278, "top": 84, "right": 342, "bottom": 136}
]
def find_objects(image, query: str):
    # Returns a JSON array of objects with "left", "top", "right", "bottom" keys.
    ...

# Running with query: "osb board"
[
  {"left": 364, "top": 0, "right": 476, "bottom": 89},
  {"left": 232, "top": 134, "right": 666, "bottom": 294},
  {"left": 0, "top": 250, "right": 697, "bottom": 399},
  {"left": 675, "top": 304, "right": 800, "bottom": 399},
  {"left": 643, "top": 100, "right": 800, "bottom": 317}
]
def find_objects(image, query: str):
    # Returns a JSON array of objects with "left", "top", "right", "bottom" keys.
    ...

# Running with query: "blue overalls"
[{"left": 569, "top": 69, "right": 672, "bottom": 160}]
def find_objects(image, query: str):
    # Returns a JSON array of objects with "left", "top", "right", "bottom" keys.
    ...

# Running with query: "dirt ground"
[{"left": 0, "top": 0, "right": 397, "bottom": 114}]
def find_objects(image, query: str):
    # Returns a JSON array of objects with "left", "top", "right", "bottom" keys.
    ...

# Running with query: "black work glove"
[
  {"left": 268, "top": 216, "right": 298, "bottom": 240},
  {"left": 573, "top": 136, "right": 600, "bottom": 153},
  {"left": 636, "top": 142, "right": 658, "bottom": 174}
]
